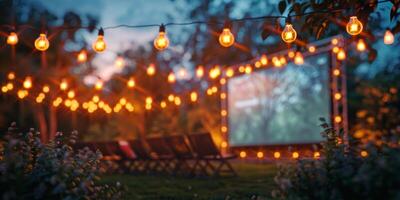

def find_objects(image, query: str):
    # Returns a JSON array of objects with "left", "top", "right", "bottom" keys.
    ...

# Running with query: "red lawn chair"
[{"left": 188, "top": 132, "right": 237, "bottom": 177}]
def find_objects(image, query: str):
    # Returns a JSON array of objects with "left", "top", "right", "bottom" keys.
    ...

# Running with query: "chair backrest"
[
  {"left": 92, "top": 142, "right": 113, "bottom": 156},
  {"left": 187, "top": 132, "right": 220, "bottom": 157},
  {"left": 165, "top": 135, "right": 193, "bottom": 158},
  {"left": 105, "top": 141, "right": 128, "bottom": 157},
  {"left": 129, "top": 139, "right": 152, "bottom": 159},
  {"left": 146, "top": 136, "right": 174, "bottom": 157},
  {"left": 117, "top": 140, "right": 136, "bottom": 159}
]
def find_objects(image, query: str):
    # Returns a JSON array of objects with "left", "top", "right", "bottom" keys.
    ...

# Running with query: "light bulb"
[
  {"left": 225, "top": 68, "right": 234, "bottom": 77},
  {"left": 294, "top": 51, "right": 304, "bottom": 65},
  {"left": 95, "top": 80, "right": 103, "bottom": 90},
  {"left": 260, "top": 54, "right": 268, "bottom": 66},
  {"left": 7, "top": 72, "right": 15, "bottom": 80},
  {"left": 67, "top": 90, "right": 75, "bottom": 98},
  {"left": 219, "top": 28, "right": 235, "bottom": 47},
  {"left": 356, "top": 39, "right": 366, "bottom": 52},
  {"left": 23, "top": 77, "right": 32, "bottom": 89},
  {"left": 77, "top": 50, "right": 87, "bottom": 63},
  {"left": 168, "top": 72, "right": 176, "bottom": 83},
  {"left": 60, "top": 80, "right": 68, "bottom": 91},
  {"left": 115, "top": 56, "right": 125, "bottom": 69},
  {"left": 281, "top": 23, "right": 297, "bottom": 43},
  {"left": 346, "top": 16, "right": 363, "bottom": 36},
  {"left": 93, "top": 28, "right": 106, "bottom": 52},
  {"left": 274, "top": 152, "right": 281, "bottom": 159},
  {"left": 7, "top": 32, "right": 18, "bottom": 45},
  {"left": 196, "top": 66, "right": 204, "bottom": 78},
  {"left": 154, "top": 24, "right": 169, "bottom": 50},
  {"left": 337, "top": 49, "right": 346, "bottom": 60},
  {"left": 127, "top": 77, "right": 135, "bottom": 88},
  {"left": 190, "top": 91, "right": 198, "bottom": 102},
  {"left": 147, "top": 64, "right": 156, "bottom": 76},
  {"left": 34, "top": 33, "right": 50, "bottom": 51},
  {"left": 43, "top": 85, "right": 50, "bottom": 93},
  {"left": 384, "top": 29, "right": 394, "bottom": 45}
]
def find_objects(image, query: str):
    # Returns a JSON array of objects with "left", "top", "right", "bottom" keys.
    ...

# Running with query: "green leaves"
[{"left": 279, "top": 0, "right": 287, "bottom": 14}]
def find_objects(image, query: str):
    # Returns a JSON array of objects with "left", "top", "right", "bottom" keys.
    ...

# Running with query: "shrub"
[
  {"left": 0, "top": 123, "right": 123, "bottom": 200},
  {"left": 272, "top": 118, "right": 400, "bottom": 200}
]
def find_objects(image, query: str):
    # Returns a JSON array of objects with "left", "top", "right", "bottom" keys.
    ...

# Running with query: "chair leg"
[{"left": 213, "top": 159, "right": 237, "bottom": 177}]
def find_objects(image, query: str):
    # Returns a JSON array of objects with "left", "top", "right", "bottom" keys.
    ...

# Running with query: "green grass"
[{"left": 101, "top": 162, "right": 278, "bottom": 200}]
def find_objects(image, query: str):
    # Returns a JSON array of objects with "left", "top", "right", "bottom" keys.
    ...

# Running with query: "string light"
[
  {"left": 346, "top": 16, "right": 363, "bottom": 36},
  {"left": 92, "top": 95, "right": 100, "bottom": 103},
  {"left": 17, "top": 89, "right": 28, "bottom": 99},
  {"left": 292, "top": 151, "right": 299, "bottom": 159},
  {"left": 313, "top": 151, "right": 321, "bottom": 159},
  {"left": 337, "top": 49, "right": 346, "bottom": 60},
  {"left": 127, "top": 77, "right": 135, "bottom": 88},
  {"left": 257, "top": 151, "right": 264, "bottom": 159},
  {"left": 42, "top": 85, "right": 50, "bottom": 93},
  {"left": 67, "top": 90, "right": 75, "bottom": 98},
  {"left": 221, "top": 126, "right": 227, "bottom": 133},
  {"left": 260, "top": 55, "right": 268, "bottom": 66},
  {"left": 115, "top": 56, "right": 125, "bottom": 69},
  {"left": 334, "top": 115, "right": 342, "bottom": 123},
  {"left": 190, "top": 91, "right": 198, "bottom": 102},
  {"left": 77, "top": 50, "right": 87, "bottom": 63},
  {"left": 360, "top": 150, "right": 368, "bottom": 157},
  {"left": 23, "top": 77, "right": 32, "bottom": 89},
  {"left": 356, "top": 39, "right": 366, "bottom": 52},
  {"left": 333, "top": 68, "right": 341, "bottom": 76},
  {"left": 308, "top": 46, "right": 316, "bottom": 53},
  {"left": 196, "top": 66, "right": 204, "bottom": 78},
  {"left": 225, "top": 68, "right": 234, "bottom": 77},
  {"left": 281, "top": 20, "right": 297, "bottom": 43},
  {"left": 93, "top": 28, "right": 106, "bottom": 53},
  {"left": 6, "top": 83, "right": 13, "bottom": 90},
  {"left": 154, "top": 24, "right": 169, "bottom": 50},
  {"left": 147, "top": 63, "right": 156, "bottom": 76},
  {"left": 168, "top": 72, "right": 176, "bottom": 83},
  {"left": 294, "top": 51, "right": 304, "bottom": 65},
  {"left": 7, "top": 31, "right": 18, "bottom": 46},
  {"left": 332, "top": 46, "right": 340, "bottom": 53},
  {"left": 168, "top": 94, "right": 175, "bottom": 102},
  {"left": 95, "top": 80, "right": 103, "bottom": 90},
  {"left": 384, "top": 29, "right": 394, "bottom": 45},
  {"left": 288, "top": 50, "right": 295, "bottom": 58},
  {"left": 174, "top": 96, "right": 181, "bottom": 106},
  {"left": 221, "top": 141, "right": 228, "bottom": 148},
  {"left": 219, "top": 25, "right": 235, "bottom": 47},
  {"left": 160, "top": 101, "right": 167, "bottom": 108},
  {"left": 245, "top": 65, "right": 252, "bottom": 74},
  {"left": 34, "top": 33, "right": 50, "bottom": 51},
  {"left": 60, "top": 80, "right": 68, "bottom": 91},
  {"left": 7, "top": 72, "right": 15, "bottom": 80},
  {"left": 274, "top": 151, "right": 281, "bottom": 159},
  {"left": 334, "top": 92, "right": 342, "bottom": 100},
  {"left": 239, "top": 151, "right": 247, "bottom": 158}
]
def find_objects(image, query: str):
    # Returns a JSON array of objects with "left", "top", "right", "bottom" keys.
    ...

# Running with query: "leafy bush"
[
  {"left": 0, "top": 123, "right": 123, "bottom": 200},
  {"left": 272, "top": 118, "right": 400, "bottom": 200}
]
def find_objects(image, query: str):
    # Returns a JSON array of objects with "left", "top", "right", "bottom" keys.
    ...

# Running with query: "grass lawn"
[{"left": 102, "top": 162, "right": 278, "bottom": 200}]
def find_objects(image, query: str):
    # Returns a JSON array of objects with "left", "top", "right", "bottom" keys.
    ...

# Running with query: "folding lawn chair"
[
  {"left": 188, "top": 132, "right": 237, "bottom": 177},
  {"left": 165, "top": 135, "right": 195, "bottom": 176},
  {"left": 129, "top": 139, "right": 156, "bottom": 174},
  {"left": 146, "top": 136, "right": 177, "bottom": 175}
]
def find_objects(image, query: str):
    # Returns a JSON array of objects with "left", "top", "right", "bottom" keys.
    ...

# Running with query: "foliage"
[
  {"left": 0, "top": 123, "right": 123, "bottom": 200},
  {"left": 272, "top": 118, "right": 400, "bottom": 200}
]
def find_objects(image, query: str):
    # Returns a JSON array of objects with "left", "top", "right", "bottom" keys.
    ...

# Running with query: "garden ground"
[{"left": 102, "top": 162, "right": 278, "bottom": 200}]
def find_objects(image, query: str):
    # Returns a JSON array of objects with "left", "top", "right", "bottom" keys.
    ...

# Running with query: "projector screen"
[{"left": 228, "top": 54, "right": 330, "bottom": 146}]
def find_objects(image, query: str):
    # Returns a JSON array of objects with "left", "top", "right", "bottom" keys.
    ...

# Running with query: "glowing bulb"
[
  {"left": 334, "top": 115, "right": 342, "bottom": 123},
  {"left": 17, "top": 90, "right": 28, "bottom": 99},
  {"left": 274, "top": 152, "right": 281, "bottom": 159},
  {"left": 333, "top": 69, "right": 341, "bottom": 76},
  {"left": 7, "top": 72, "right": 15, "bottom": 80},
  {"left": 93, "top": 28, "right": 106, "bottom": 52},
  {"left": 360, "top": 150, "right": 368, "bottom": 157},
  {"left": 190, "top": 91, "right": 198, "bottom": 102},
  {"left": 292, "top": 152, "right": 299, "bottom": 159},
  {"left": 147, "top": 64, "right": 156, "bottom": 76},
  {"left": 245, "top": 65, "right": 252, "bottom": 74},
  {"left": 95, "top": 80, "right": 103, "bottom": 90},
  {"left": 226, "top": 68, "right": 234, "bottom": 77},
  {"left": 346, "top": 16, "right": 363, "bottom": 36},
  {"left": 356, "top": 39, "right": 366, "bottom": 52},
  {"left": 92, "top": 95, "right": 100, "bottom": 103},
  {"left": 196, "top": 66, "right": 204, "bottom": 78},
  {"left": 7, "top": 32, "right": 18, "bottom": 45},
  {"left": 308, "top": 46, "right": 316, "bottom": 53},
  {"left": 257, "top": 151, "right": 264, "bottom": 159},
  {"left": 168, "top": 72, "right": 176, "bottom": 83},
  {"left": 288, "top": 50, "right": 295, "bottom": 58},
  {"left": 219, "top": 28, "right": 235, "bottom": 47},
  {"left": 168, "top": 94, "right": 174, "bottom": 102},
  {"left": 67, "top": 90, "right": 75, "bottom": 98},
  {"left": 260, "top": 55, "right": 268, "bottom": 66},
  {"left": 127, "top": 77, "right": 135, "bottom": 88},
  {"left": 334, "top": 92, "right": 342, "bottom": 100},
  {"left": 6, "top": 83, "right": 13, "bottom": 90},
  {"left": 160, "top": 101, "right": 167, "bottom": 108},
  {"left": 145, "top": 97, "right": 153, "bottom": 105},
  {"left": 221, "top": 141, "right": 228, "bottom": 148},
  {"left": 115, "top": 56, "right": 125, "bottom": 69},
  {"left": 294, "top": 51, "right": 304, "bottom": 65},
  {"left": 221, "top": 126, "right": 228, "bottom": 132},
  {"left": 34, "top": 33, "right": 50, "bottom": 51},
  {"left": 23, "top": 77, "right": 32, "bottom": 89},
  {"left": 314, "top": 152, "right": 321, "bottom": 159},
  {"left": 384, "top": 29, "right": 394, "bottom": 45},
  {"left": 60, "top": 80, "right": 68, "bottom": 91},
  {"left": 281, "top": 24, "right": 297, "bottom": 43},
  {"left": 154, "top": 24, "right": 169, "bottom": 50},
  {"left": 337, "top": 49, "right": 346, "bottom": 60},
  {"left": 239, "top": 151, "right": 247, "bottom": 158},
  {"left": 174, "top": 96, "right": 181, "bottom": 106}
]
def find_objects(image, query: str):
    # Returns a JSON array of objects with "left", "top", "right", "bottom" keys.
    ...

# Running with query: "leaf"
[{"left": 279, "top": 0, "right": 287, "bottom": 14}]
